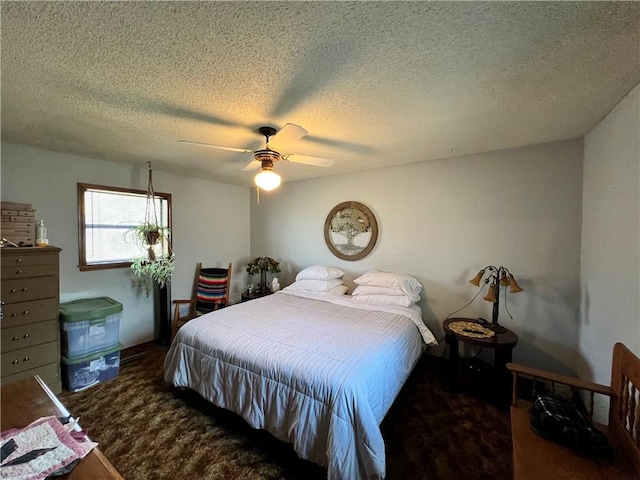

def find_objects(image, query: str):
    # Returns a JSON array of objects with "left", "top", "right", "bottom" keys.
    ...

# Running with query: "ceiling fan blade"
[
  {"left": 282, "top": 154, "right": 334, "bottom": 168},
  {"left": 266, "top": 123, "right": 308, "bottom": 150},
  {"left": 242, "top": 160, "right": 262, "bottom": 171},
  {"left": 178, "top": 140, "right": 254, "bottom": 154}
]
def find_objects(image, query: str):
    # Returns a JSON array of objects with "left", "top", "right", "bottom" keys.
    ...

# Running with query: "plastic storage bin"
[
  {"left": 62, "top": 343, "right": 122, "bottom": 392},
  {"left": 59, "top": 297, "right": 122, "bottom": 359}
]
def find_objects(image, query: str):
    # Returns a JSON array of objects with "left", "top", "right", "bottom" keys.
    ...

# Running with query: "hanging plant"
[
  {"left": 131, "top": 254, "right": 175, "bottom": 297},
  {"left": 129, "top": 162, "right": 175, "bottom": 296},
  {"left": 134, "top": 161, "right": 163, "bottom": 245},
  {"left": 130, "top": 221, "right": 167, "bottom": 247}
]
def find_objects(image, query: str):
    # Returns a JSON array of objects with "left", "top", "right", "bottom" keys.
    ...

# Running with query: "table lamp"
[{"left": 469, "top": 265, "right": 523, "bottom": 333}]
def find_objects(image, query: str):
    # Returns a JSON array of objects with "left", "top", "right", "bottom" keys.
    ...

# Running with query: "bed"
[{"left": 164, "top": 290, "right": 437, "bottom": 479}]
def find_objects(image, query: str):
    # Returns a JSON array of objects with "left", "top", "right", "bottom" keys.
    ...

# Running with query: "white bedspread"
[{"left": 164, "top": 291, "right": 437, "bottom": 479}]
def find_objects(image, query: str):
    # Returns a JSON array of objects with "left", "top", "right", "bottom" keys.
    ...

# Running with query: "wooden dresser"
[{"left": 1, "top": 246, "right": 62, "bottom": 392}]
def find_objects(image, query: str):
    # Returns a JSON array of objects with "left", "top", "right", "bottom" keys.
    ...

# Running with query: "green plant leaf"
[
  {"left": 130, "top": 254, "right": 175, "bottom": 297},
  {"left": 246, "top": 257, "right": 281, "bottom": 274}
]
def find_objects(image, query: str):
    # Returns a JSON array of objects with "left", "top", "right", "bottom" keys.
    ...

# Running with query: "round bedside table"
[{"left": 443, "top": 317, "right": 518, "bottom": 407}]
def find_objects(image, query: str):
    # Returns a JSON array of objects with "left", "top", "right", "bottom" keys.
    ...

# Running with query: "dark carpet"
[{"left": 59, "top": 346, "right": 511, "bottom": 479}]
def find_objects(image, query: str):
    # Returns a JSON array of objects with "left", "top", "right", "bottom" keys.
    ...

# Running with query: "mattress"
[{"left": 164, "top": 291, "right": 437, "bottom": 479}]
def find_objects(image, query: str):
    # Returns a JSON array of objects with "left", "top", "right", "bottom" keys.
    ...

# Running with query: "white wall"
[
  {"left": 580, "top": 84, "right": 640, "bottom": 419},
  {"left": 251, "top": 139, "right": 584, "bottom": 372},
  {"left": 1, "top": 142, "right": 250, "bottom": 347}
]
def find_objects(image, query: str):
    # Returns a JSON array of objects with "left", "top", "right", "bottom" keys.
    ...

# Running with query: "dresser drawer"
[
  {"left": 2, "top": 263, "right": 59, "bottom": 280},
  {"left": 1, "top": 342, "right": 59, "bottom": 377},
  {"left": 0, "top": 251, "right": 58, "bottom": 268},
  {"left": 1, "top": 298, "right": 58, "bottom": 328},
  {"left": 1, "top": 276, "right": 58, "bottom": 304},
  {"left": 1, "top": 362, "right": 60, "bottom": 390},
  {"left": 2, "top": 320, "right": 58, "bottom": 353}
]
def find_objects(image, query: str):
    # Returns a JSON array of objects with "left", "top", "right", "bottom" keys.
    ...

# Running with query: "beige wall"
[
  {"left": 580, "top": 83, "right": 640, "bottom": 420},
  {"left": 5, "top": 78, "right": 636, "bottom": 381},
  {"left": 1, "top": 142, "right": 251, "bottom": 347},
  {"left": 250, "top": 139, "right": 584, "bottom": 372}
]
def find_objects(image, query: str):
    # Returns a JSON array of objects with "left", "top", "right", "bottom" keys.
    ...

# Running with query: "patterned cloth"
[
  {"left": 0, "top": 416, "right": 96, "bottom": 480},
  {"left": 195, "top": 267, "right": 230, "bottom": 313}
]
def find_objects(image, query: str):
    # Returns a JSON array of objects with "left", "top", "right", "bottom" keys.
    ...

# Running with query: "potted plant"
[
  {"left": 132, "top": 221, "right": 165, "bottom": 246},
  {"left": 130, "top": 161, "right": 167, "bottom": 248},
  {"left": 131, "top": 254, "right": 175, "bottom": 297},
  {"left": 247, "top": 256, "right": 281, "bottom": 292},
  {"left": 130, "top": 245, "right": 174, "bottom": 344},
  {"left": 128, "top": 162, "right": 175, "bottom": 296},
  {"left": 128, "top": 162, "right": 176, "bottom": 344}
]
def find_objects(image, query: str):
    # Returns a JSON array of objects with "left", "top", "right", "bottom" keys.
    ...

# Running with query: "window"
[{"left": 78, "top": 183, "right": 172, "bottom": 271}]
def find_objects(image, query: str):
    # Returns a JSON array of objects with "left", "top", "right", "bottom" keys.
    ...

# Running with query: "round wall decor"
[{"left": 324, "top": 201, "right": 378, "bottom": 261}]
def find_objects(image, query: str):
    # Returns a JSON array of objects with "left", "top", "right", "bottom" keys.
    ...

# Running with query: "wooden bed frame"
[{"left": 507, "top": 342, "right": 640, "bottom": 479}]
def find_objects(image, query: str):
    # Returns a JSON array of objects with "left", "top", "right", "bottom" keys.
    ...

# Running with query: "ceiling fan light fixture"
[
  {"left": 179, "top": 124, "right": 335, "bottom": 189},
  {"left": 255, "top": 169, "right": 281, "bottom": 191},
  {"left": 254, "top": 149, "right": 281, "bottom": 163}
]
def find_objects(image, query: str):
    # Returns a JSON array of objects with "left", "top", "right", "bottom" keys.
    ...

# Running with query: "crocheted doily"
[{"left": 448, "top": 321, "right": 495, "bottom": 339}]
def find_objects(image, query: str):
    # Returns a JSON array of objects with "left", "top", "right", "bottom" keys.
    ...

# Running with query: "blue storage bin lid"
[{"left": 60, "top": 297, "right": 123, "bottom": 322}]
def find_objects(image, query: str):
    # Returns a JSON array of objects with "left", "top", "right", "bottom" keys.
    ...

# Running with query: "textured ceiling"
[{"left": 1, "top": 1, "right": 639, "bottom": 187}]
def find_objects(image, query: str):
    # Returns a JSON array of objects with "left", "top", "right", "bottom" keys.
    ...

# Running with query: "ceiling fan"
[{"left": 179, "top": 123, "right": 335, "bottom": 191}]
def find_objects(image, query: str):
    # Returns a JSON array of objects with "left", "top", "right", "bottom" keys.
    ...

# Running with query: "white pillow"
[
  {"left": 295, "top": 265, "right": 344, "bottom": 281},
  {"left": 352, "top": 294, "right": 415, "bottom": 307},
  {"left": 283, "top": 278, "right": 344, "bottom": 292},
  {"left": 351, "top": 285, "right": 410, "bottom": 297},
  {"left": 353, "top": 270, "right": 422, "bottom": 298},
  {"left": 315, "top": 285, "right": 349, "bottom": 296}
]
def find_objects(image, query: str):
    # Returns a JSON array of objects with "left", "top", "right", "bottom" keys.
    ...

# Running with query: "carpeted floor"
[{"left": 59, "top": 346, "right": 512, "bottom": 479}]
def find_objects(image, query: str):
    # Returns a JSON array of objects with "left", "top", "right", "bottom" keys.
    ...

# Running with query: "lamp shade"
[
  {"left": 483, "top": 283, "right": 497, "bottom": 302},
  {"left": 508, "top": 274, "right": 524, "bottom": 293},
  {"left": 255, "top": 170, "right": 281, "bottom": 191},
  {"left": 469, "top": 269, "right": 485, "bottom": 287}
]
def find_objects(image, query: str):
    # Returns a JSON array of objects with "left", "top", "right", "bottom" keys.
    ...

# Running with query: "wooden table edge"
[{"left": 2, "top": 375, "right": 124, "bottom": 480}]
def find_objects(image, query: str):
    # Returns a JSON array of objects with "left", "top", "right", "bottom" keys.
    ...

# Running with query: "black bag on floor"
[{"left": 530, "top": 393, "right": 613, "bottom": 459}]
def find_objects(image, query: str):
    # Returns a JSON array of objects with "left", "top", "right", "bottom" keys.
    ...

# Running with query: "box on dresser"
[
  {"left": 1, "top": 201, "right": 36, "bottom": 247},
  {"left": 1, "top": 246, "right": 62, "bottom": 392}
]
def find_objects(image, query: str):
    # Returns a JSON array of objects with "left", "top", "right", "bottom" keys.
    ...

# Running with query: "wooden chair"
[
  {"left": 171, "top": 262, "right": 232, "bottom": 340},
  {"left": 507, "top": 342, "right": 640, "bottom": 479}
]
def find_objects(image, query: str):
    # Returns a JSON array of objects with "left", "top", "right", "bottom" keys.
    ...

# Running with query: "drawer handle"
[
  {"left": 23, "top": 310, "right": 29, "bottom": 316},
  {"left": 23, "top": 333, "right": 30, "bottom": 339},
  {"left": 12, "top": 336, "right": 19, "bottom": 341},
  {"left": 15, "top": 259, "right": 23, "bottom": 264},
  {"left": 21, "top": 288, "right": 28, "bottom": 292},
  {"left": 11, "top": 313, "right": 18, "bottom": 317},
  {"left": 9, "top": 289, "right": 16, "bottom": 294},
  {"left": 22, "top": 357, "right": 30, "bottom": 362},
  {"left": 15, "top": 270, "right": 23, "bottom": 275},
  {"left": 12, "top": 360, "right": 19, "bottom": 365}
]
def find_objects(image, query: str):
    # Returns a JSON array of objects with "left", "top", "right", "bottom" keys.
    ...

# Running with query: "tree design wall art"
[{"left": 324, "top": 201, "right": 378, "bottom": 261}]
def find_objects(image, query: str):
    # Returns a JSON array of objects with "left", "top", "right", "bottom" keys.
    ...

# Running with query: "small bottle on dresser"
[{"left": 36, "top": 219, "right": 48, "bottom": 247}]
